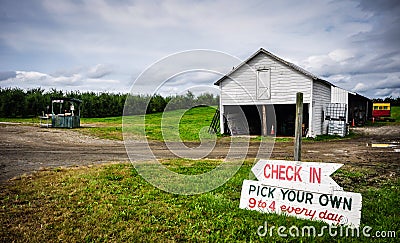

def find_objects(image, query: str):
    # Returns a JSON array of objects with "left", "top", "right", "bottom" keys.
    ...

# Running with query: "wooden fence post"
[{"left": 294, "top": 92, "right": 303, "bottom": 161}]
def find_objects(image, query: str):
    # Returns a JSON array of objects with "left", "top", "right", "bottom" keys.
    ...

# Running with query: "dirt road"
[{"left": 0, "top": 124, "right": 399, "bottom": 182}]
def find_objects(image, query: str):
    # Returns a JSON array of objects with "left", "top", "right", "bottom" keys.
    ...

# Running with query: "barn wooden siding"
[
  {"left": 220, "top": 52, "right": 312, "bottom": 105},
  {"left": 312, "top": 81, "right": 331, "bottom": 136}
]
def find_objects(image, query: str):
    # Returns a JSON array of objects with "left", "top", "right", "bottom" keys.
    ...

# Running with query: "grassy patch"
[
  {"left": 78, "top": 126, "right": 124, "bottom": 140},
  {"left": 2, "top": 106, "right": 398, "bottom": 142},
  {"left": 80, "top": 106, "right": 218, "bottom": 142},
  {"left": 140, "top": 106, "right": 217, "bottom": 142},
  {"left": 81, "top": 116, "right": 123, "bottom": 125},
  {"left": 0, "top": 106, "right": 218, "bottom": 142},
  {"left": 366, "top": 106, "right": 400, "bottom": 126},
  {"left": 391, "top": 106, "right": 400, "bottom": 121},
  {"left": 1, "top": 161, "right": 399, "bottom": 242},
  {"left": 0, "top": 117, "right": 40, "bottom": 124},
  {"left": 159, "top": 158, "right": 221, "bottom": 175}
]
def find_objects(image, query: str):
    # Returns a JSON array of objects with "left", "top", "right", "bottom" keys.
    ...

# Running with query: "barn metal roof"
[{"left": 214, "top": 48, "right": 334, "bottom": 87}]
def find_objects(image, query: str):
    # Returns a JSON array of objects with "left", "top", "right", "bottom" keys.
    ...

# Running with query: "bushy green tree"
[
  {"left": 0, "top": 87, "right": 221, "bottom": 118},
  {"left": 146, "top": 94, "right": 166, "bottom": 114}
]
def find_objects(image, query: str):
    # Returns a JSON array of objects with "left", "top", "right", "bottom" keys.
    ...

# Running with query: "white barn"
[{"left": 214, "top": 48, "right": 370, "bottom": 137}]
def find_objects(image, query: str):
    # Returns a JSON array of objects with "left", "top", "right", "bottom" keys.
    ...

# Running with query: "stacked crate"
[
  {"left": 325, "top": 103, "right": 347, "bottom": 137},
  {"left": 327, "top": 120, "right": 347, "bottom": 136}
]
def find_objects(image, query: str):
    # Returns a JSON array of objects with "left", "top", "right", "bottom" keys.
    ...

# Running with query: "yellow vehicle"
[{"left": 372, "top": 103, "right": 391, "bottom": 118}]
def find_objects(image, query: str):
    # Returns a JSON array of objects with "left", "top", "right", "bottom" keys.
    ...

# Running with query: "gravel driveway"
[{"left": 1, "top": 124, "right": 399, "bottom": 183}]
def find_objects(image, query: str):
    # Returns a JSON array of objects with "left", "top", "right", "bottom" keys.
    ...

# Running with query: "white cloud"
[
  {"left": 15, "top": 71, "right": 48, "bottom": 80},
  {"left": 374, "top": 88, "right": 400, "bottom": 97},
  {"left": 325, "top": 74, "right": 352, "bottom": 84},
  {"left": 353, "top": 82, "right": 369, "bottom": 92},
  {"left": 0, "top": 65, "right": 123, "bottom": 92},
  {"left": 156, "top": 71, "right": 222, "bottom": 96},
  {"left": 350, "top": 72, "right": 400, "bottom": 97},
  {"left": 87, "top": 64, "right": 113, "bottom": 79},
  {"left": 328, "top": 49, "right": 355, "bottom": 63}
]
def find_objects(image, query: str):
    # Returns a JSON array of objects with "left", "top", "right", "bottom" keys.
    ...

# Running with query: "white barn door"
[{"left": 257, "top": 69, "right": 271, "bottom": 100}]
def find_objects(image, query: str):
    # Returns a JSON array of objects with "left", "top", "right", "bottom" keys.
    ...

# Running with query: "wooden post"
[
  {"left": 262, "top": 105, "right": 267, "bottom": 136},
  {"left": 294, "top": 92, "right": 303, "bottom": 161}
]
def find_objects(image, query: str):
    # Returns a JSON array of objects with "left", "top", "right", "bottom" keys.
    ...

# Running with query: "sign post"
[
  {"left": 239, "top": 159, "right": 362, "bottom": 227},
  {"left": 294, "top": 92, "right": 303, "bottom": 161}
]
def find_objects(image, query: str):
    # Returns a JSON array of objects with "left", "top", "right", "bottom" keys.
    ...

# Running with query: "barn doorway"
[
  {"left": 223, "top": 105, "right": 275, "bottom": 136},
  {"left": 274, "top": 104, "right": 309, "bottom": 136},
  {"left": 224, "top": 104, "right": 309, "bottom": 136}
]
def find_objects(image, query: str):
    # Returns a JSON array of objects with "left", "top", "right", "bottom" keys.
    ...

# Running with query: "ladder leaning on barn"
[{"left": 208, "top": 109, "right": 220, "bottom": 134}]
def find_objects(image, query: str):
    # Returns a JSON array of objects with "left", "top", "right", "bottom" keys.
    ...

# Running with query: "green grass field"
[
  {"left": 0, "top": 106, "right": 218, "bottom": 141},
  {"left": 4, "top": 105, "right": 392, "bottom": 142},
  {"left": 1, "top": 106, "right": 399, "bottom": 241},
  {"left": 1, "top": 161, "right": 398, "bottom": 242},
  {"left": 78, "top": 105, "right": 400, "bottom": 141},
  {"left": 391, "top": 106, "right": 400, "bottom": 119},
  {"left": 366, "top": 106, "right": 400, "bottom": 126},
  {"left": 78, "top": 106, "right": 217, "bottom": 141},
  {"left": 0, "top": 116, "right": 40, "bottom": 124}
]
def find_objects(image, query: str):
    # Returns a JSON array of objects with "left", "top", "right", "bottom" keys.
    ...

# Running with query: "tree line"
[
  {"left": 371, "top": 96, "right": 400, "bottom": 106},
  {"left": 0, "top": 87, "right": 219, "bottom": 118}
]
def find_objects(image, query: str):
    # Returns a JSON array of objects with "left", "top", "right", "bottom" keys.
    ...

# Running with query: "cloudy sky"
[{"left": 0, "top": 0, "right": 399, "bottom": 98}]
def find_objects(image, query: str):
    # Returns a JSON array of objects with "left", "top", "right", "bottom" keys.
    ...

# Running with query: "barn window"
[{"left": 256, "top": 69, "right": 271, "bottom": 100}]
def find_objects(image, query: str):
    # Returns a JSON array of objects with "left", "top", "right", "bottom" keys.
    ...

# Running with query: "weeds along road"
[{"left": 0, "top": 124, "right": 399, "bottom": 183}]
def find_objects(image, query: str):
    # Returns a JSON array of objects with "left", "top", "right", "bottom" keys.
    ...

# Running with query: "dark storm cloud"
[
  {"left": 358, "top": 0, "right": 400, "bottom": 12},
  {"left": 0, "top": 0, "right": 54, "bottom": 29},
  {"left": 354, "top": 0, "right": 400, "bottom": 49},
  {"left": 0, "top": 71, "right": 16, "bottom": 81},
  {"left": 0, "top": 0, "right": 399, "bottom": 97}
]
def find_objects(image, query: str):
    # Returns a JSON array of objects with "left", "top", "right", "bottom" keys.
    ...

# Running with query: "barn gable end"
[
  {"left": 215, "top": 48, "right": 369, "bottom": 137},
  {"left": 219, "top": 51, "right": 313, "bottom": 105}
]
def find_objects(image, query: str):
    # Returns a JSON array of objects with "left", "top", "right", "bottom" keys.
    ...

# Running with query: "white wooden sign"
[
  {"left": 240, "top": 160, "right": 362, "bottom": 227},
  {"left": 252, "top": 159, "right": 343, "bottom": 194}
]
